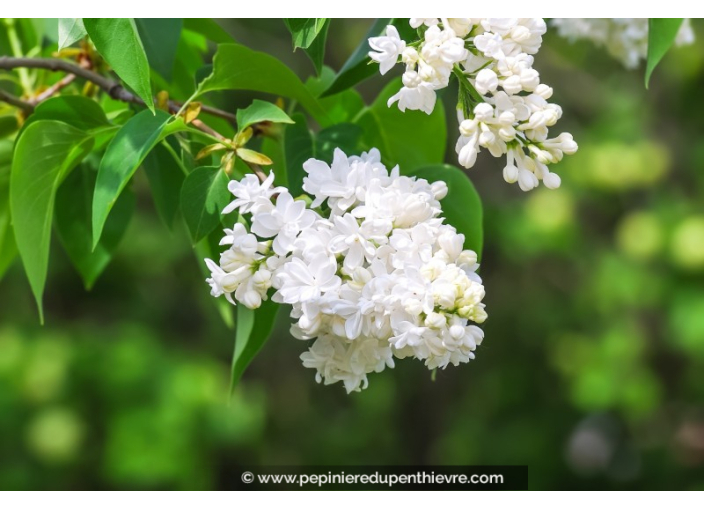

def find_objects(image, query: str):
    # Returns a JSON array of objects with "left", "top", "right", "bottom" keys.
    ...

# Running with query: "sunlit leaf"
[
  {"left": 645, "top": 18, "right": 685, "bottom": 87},
  {"left": 58, "top": 18, "right": 86, "bottom": 50},
  {"left": 83, "top": 18, "right": 155, "bottom": 112},
  {"left": 196, "top": 43, "right": 327, "bottom": 123},
  {"left": 284, "top": 18, "right": 328, "bottom": 49},
  {"left": 236, "top": 99, "right": 294, "bottom": 131},
  {"left": 92, "top": 110, "right": 186, "bottom": 248},
  {"left": 284, "top": 18, "right": 330, "bottom": 74}
]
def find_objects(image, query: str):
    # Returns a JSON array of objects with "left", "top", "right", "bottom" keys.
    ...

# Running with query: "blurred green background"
[{"left": 2, "top": 18, "right": 704, "bottom": 490}]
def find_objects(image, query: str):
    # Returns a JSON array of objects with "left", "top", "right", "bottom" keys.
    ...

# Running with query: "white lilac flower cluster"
[
  {"left": 551, "top": 18, "right": 695, "bottom": 69},
  {"left": 204, "top": 149, "right": 487, "bottom": 393},
  {"left": 368, "top": 18, "right": 578, "bottom": 192}
]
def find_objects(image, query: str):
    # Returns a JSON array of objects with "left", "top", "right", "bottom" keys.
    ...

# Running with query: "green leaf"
[
  {"left": 284, "top": 18, "right": 330, "bottom": 75},
  {"left": 232, "top": 299, "right": 280, "bottom": 391},
  {"left": 0, "top": 114, "right": 19, "bottom": 139},
  {"left": 58, "top": 18, "right": 86, "bottom": 50},
  {"left": 0, "top": 160, "right": 16, "bottom": 281},
  {"left": 319, "top": 90, "right": 364, "bottom": 127},
  {"left": 180, "top": 166, "right": 231, "bottom": 243},
  {"left": 411, "top": 164, "right": 483, "bottom": 257},
  {"left": 83, "top": 18, "right": 155, "bottom": 112},
  {"left": 355, "top": 77, "right": 446, "bottom": 172},
  {"left": 0, "top": 139, "right": 11, "bottom": 177},
  {"left": 22, "top": 95, "right": 110, "bottom": 133},
  {"left": 0, "top": 207, "right": 16, "bottom": 282},
  {"left": 142, "top": 141, "right": 185, "bottom": 229},
  {"left": 135, "top": 18, "right": 183, "bottom": 81},
  {"left": 260, "top": 136, "right": 287, "bottom": 187},
  {"left": 236, "top": 99, "right": 294, "bottom": 131},
  {"left": 157, "top": 28, "right": 208, "bottom": 100},
  {"left": 283, "top": 113, "right": 314, "bottom": 197},
  {"left": 183, "top": 18, "right": 234, "bottom": 44},
  {"left": 284, "top": 18, "right": 329, "bottom": 49},
  {"left": 55, "top": 164, "right": 135, "bottom": 290},
  {"left": 321, "top": 18, "right": 391, "bottom": 98},
  {"left": 302, "top": 19, "right": 330, "bottom": 75},
  {"left": 306, "top": 67, "right": 365, "bottom": 126},
  {"left": 316, "top": 123, "right": 362, "bottom": 162},
  {"left": 196, "top": 43, "right": 327, "bottom": 124},
  {"left": 645, "top": 18, "right": 685, "bottom": 87},
  {"left": 92, "top": 110, "right": 186, "bottom": 248},
  {"left": 10, "top": 121, "right": 94, "bottom": 321}
]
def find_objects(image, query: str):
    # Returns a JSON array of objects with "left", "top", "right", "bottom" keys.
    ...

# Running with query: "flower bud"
[
  {"left": 503, "top": 164, "right": 519, "bottom": 183},
  {"left": 458, "top": 142, "right": 478, "bottom": 169},
  {"left": 518, "top": 169, "right": 538, "bottom": 191},
  {"left": 474, "top": 69, "right": 499, "bottom": 95},
  {"left": 473, "top": 103, "right": 494, "bottom": 121},
  {"left": 425, "top": 312, "right": 447, "bottom": 329},
  {"left": 431, "top": 180, "right": 448, "bottom": 200},
  {"left": 502, "top": 75, "right": 523, "bottom": 95},
  {"left": 534, "top": 83, "right": 553, "bottom": 99},
  {"left": 543, "top": 172, "right": 561, "bottom": 189},
  {"left": 449, "top": 324, "right": 466, "bottom": 340}
]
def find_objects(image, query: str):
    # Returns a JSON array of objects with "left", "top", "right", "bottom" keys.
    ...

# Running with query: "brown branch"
[
  {"left": 0, "top": 56, "right": 123, "bottom": 98},
  {"left": 0, "top": 56, "right": 238, "bottom": 127},
  {"left": 0, "top": 89, "right": 33, "bottom": 113}
]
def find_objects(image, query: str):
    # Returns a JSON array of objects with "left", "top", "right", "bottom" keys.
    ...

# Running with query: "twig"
[
  {"left": 30, "top": 73, "right": 77, "bottom": 105},
  {"left": 245, "top": 162, "right": 269, "bottom": 183},
  {"left": 0, "top": 89, "right": 33, "bottom": 113},
  {"left": 191, "top": 119, "right": 226, "bottom": 141},
  {"left": 170, "top": 99, "right": 237, "bottom": 125},
  {"left": 0, "top": 56, "right": 238, "bottom": 126}
]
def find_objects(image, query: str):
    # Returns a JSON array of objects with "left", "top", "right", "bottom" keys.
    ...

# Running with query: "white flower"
[
  {"left": 368, "top": 25, "right": 406, "bottom": 75},
  {"left": 552, "top": 18, "right": 695, "bottom": 69},
  {"left": 251, "top": 191, "right": 317, "bottom": 255},
  {"left": 222, "top": 171, "right": 282, "bottom": 215},
  {"left": 273, "top": 254, "right": 341, "bottom": 304},
  {"left": 387, "top": 70, "right": 437, "bottom": 114},
  {"left": 329, "top": 214, "right": 378, "bottom": 273},
  {"left": 410, "top": 18, "right": 439, "bottom": 29},
  {"left": 300, "top": 334, "right": 394, "bottom": 393},
  {"left": 474, "top": 69, "right": 499, "bottom": 95},
  {"left": 368, "top": 18, "right": 578, "bottom": 191},
  {"left": 205, "top": 151, "right": 487, "bottom": 393}
]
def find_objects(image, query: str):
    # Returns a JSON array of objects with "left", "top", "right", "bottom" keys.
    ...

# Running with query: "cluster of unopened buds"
[
  {"left": 368, "top": 18, "right": 578, "bottom": 191},
  {"left": 551, "top": 18, "right": 695, "bottom": 69},
  {"left": 205, "top": 149, "right": 487, "bottom": 392}
]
